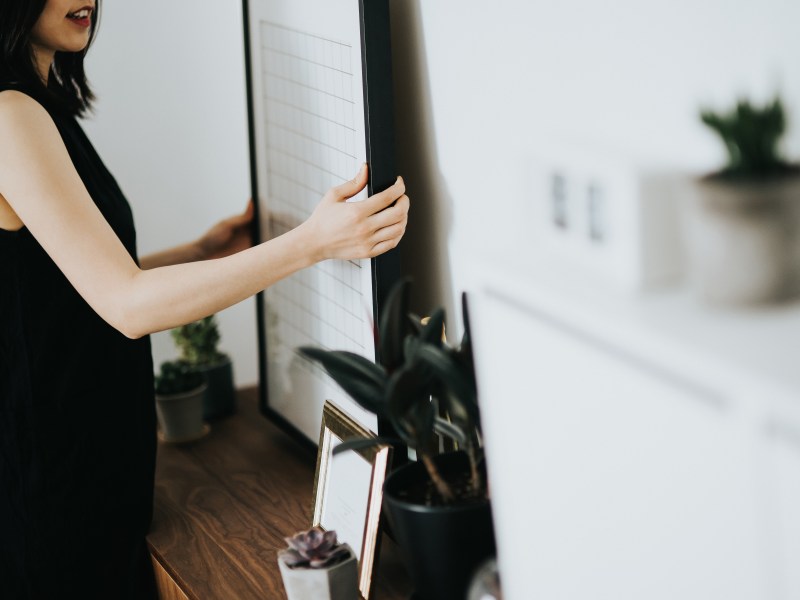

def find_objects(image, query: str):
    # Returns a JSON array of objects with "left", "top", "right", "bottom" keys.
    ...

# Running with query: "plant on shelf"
[
  {"left": 171, "top": 315, "right": 226, "bottom": 366},
  {"left": 700, "top": 97, "right": 792, "bottom": 179},
  {"left": 171, "top": 315, "right": 236, "bottom": 420},
  {"left": 277, "top": 527, "right": 358, "bottom": 600},
  {"left": 687, "top": 95, "right": 800, "bottom": 305},
  {"left": 154, "top": 360, "right": 207, "bottom": 443},
  {"left": 298, "top": 278, "right": 494, "bottom": 600},
  {"left": 154, "top": 360, "right": 205, "bottom": 396},
  {"left": 279, "top": 527, "right": 354, "bottom": 569},
  {"left": 300, "top": 279, "right": 486, "bottom": 504}
]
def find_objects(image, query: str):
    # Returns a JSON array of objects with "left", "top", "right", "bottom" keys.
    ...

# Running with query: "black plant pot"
[
  {"left": 195, "top": 358, "right": 236, "bottom": 421},
  {"left": 383, "top": 451, "right": 496, "bottom": 600}
]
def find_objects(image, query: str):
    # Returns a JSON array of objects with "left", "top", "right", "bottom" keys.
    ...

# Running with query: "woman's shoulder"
[
  {"left": 0, "top": 88, "right": 54, "bottom": 128},
  {"left": 0, "top": 86, "right": 44, "bottom": 107}
]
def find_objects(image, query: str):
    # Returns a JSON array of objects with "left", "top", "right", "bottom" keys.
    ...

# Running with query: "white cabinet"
[
  {"left": 466, "top": 257, "right": 800, "bottom": 600},
  {"left": 765, "top": 410, "right": 800, "bottom": 599}
]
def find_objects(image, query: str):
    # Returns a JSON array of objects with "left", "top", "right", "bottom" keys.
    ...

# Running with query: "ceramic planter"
[
  {"left": 155, "top": 383, "right": 207, "bottom": 443},
  {"left": 383, "top": 451, "right": 496, "bottom": 600},
  {"left": 194, "top": 357, "right": 236, "bottom": 421},
  {"left": 278, "top": 548, "right": 358, "bottom": 600},
  {"left": 686, "top": 174, "right": 800, "bottom": 304}
]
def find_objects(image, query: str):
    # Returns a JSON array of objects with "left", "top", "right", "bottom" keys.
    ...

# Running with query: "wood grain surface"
[{"left": 147, "top": 387, "right": 411, "bottom": 600}]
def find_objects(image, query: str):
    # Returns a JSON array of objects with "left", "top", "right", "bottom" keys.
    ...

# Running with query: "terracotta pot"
[{"left": 686, "top": 174, "right": 800, "bottom": 305}]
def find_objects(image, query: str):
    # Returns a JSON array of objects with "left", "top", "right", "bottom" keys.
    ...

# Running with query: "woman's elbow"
[{"left": 103, "top": 303, "right": 149, "bottom": 340}]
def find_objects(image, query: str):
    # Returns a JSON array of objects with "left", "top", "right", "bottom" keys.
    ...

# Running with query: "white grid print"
[{"left": 260, "top": 21, "right": 370, "bottom": 373}]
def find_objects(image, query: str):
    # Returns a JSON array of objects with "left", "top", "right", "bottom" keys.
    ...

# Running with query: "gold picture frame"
[{"left": 312, "top": 401, "right": 392, "bottom": 600}]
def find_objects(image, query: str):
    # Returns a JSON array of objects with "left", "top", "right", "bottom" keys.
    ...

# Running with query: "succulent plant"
[
  {"left": 171, "top": 315, "right": 227, "bottom": 367},
  {"left": 700, "top": 97, "right": 792, "bottom": 179},
  {"left": 298, "top": 279, "right": 485, "bottom": 505},
  {"left": 279, "top": 527, "right": 353, "bottom": 569},
  {"left": 154, "top": 360, "right": 205, "bottom": 396}
]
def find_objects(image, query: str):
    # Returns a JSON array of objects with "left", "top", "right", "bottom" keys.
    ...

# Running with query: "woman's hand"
[
  {"left": 302, "top": 164, "right": 410, "bottom": 262},
  {"left": 197, "top": 200, "right": 255, "bottom": 260}
]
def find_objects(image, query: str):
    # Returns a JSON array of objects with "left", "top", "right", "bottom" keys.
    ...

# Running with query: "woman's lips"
[{"left": 67, "top": 7, "right": 92, "bottom": 28}]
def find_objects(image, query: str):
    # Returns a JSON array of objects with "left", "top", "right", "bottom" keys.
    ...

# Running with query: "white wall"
[
  {"left": 82, "top": 1, "right": 257, "bottom": 386},
  {"left": 388, "top": 2, "right": 798, "bottom": 596},
  {"left": 390, "top": 0, "right": 799, "bottom": 323}
]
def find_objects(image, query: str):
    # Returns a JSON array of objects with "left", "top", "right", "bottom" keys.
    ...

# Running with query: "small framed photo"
[{"left": 312, "top": 401, "right": 392, "bottom": 600}]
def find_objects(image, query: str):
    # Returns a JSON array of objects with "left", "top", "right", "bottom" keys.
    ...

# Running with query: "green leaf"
[
  {"left": 415, "top": 343, "right": 481, "bottom": 430},
  {"left": 386, "top": 364, "right": 434, "bottom": 450},
  {"left": 700, "top": 96, "right": 788, "bottom": 177},
  {"left": 419, "top": 307, "right": 446, "bottom": 346},
  {"left": 298, "top": 347, "right": 385, "bottom": 385},
  {"left": 415, "top": 344, "right": 476, "bottom": 406},
  {"left": 433, "top": 416, "right": 468, "bottom": 446},
  {"left": 378, "top": 278, "right": 412, "bottom": 371},
  {"left": 332, "top": 436, "right": 402, "bottom": 456},
  {"left": 298, "top": 347, "right": 388, "bottom": 416}
]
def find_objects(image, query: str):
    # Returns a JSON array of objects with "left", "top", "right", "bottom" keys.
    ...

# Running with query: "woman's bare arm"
[{"left": 0, "top": 91, "right": 409, "bottom": 338}]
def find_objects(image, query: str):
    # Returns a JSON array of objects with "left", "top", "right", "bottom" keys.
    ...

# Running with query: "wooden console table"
[{"left": 147, "top": 387, "right": 411, "bottom": 599}]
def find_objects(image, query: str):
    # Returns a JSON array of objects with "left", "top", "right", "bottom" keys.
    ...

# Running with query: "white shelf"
[{"left": 466, "top": 250, "right": 800, "bottom": 403}]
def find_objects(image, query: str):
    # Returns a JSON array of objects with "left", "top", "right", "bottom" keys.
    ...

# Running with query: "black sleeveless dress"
[{"left": 0, "top": 85, "right": 158, "bottom": 598}]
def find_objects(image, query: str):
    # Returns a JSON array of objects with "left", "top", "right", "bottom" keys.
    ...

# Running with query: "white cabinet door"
[
  {"left": 471, "top": 291, "right": 764, "bottom": 600},
  {"left": 765, "top": 417, "right": 800, "bottom": 600}
]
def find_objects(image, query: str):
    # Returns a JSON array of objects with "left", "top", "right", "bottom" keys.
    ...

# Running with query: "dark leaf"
[
  {"left": 298, "top": 347, "right": 387, "bottom": 415},
  {"left": 378, "top": 278, "right": 412, "bottom": 371},
  {"left": 419, "top": 307, "right": 446, "bottom": 346},
  {"left": 415, "top": 344, "right": 476, "bottom": 406},
  {"left": 433, "top": 416, "right": 468, "bottom": 446},
  {"left": 332, "top": 436, "right": 403, "bottom": 455}
]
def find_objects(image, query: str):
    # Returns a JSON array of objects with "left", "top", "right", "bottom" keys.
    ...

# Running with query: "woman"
[{"left": 0, "top": 0, "right": 409, "bottom": 597}]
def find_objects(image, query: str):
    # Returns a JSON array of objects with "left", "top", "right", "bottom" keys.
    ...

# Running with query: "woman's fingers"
[
  {"left": 371, "top": 220, "right": 406, "bottom": 246},
  {"left": 305, "top": 170, "right": 409, "bottom": 261},
  {"left": 359, "top": 176, "right": 405, "bottom": 216},
  {"left": 328, "top": 163, "right": 369, "bottom": 201},
  {"left": 369, "top": 235, "right": 403, "bottom": 257},
  {"left": 367, "top": 194, "right": 409, "bottom": 230}
]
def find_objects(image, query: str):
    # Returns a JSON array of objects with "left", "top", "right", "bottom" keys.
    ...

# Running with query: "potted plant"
[
  {"left": 299, "top": 279, "right": 495, "bottom": 600},
  {"left": 687, "top": 96, "right": 800, "bottom": 304},
  {"left": 154, "top": 360, "right": 208, "bottom": 443},
  {"left": 278, "top": 527, "right": 358, "bottom": 600},
  {"left": 171, "top": 315, "right": 236, "bottom": 420}
]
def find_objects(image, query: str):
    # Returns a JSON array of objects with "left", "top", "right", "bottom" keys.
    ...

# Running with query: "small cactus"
[
  {"left": 171, "top": 315, "right": 226, "bottom": 367},
  {"left": 700, "top": 97, "right": 791, "bottom": 179},
  {"left": 154, "top": 361, "right": 205, "bottom": 396},
  {"left": 278, "top": 528, "right": 353, "bottom": 569}
]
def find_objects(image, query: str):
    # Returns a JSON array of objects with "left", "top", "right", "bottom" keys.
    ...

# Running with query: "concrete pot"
[
  {"left": 278, "top": 548, "right": 358, "bottom": 600},
  {"left": 155, "top": 383, "right": 207, "bottom": 443},
  {"left": 686, "top": 174, "right": 800, "bottom": 305}
]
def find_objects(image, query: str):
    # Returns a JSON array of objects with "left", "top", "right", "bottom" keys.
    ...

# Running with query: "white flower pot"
[
  {"left": 686, "top": 174, "right": 800, "bottom": 305},
  {"left": 278, "top": 548, "right": 358, "bottom": 600}
]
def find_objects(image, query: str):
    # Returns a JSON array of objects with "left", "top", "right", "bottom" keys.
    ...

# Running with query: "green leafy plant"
[
  {"left": 171, "top": 315, "right": 226, "bottom": 367},
  {"left": 279, "top": 527, "right": 353, "bottom": 569},
  {"left": 299, "top": 279, "right": 485, "bottom": 505},
  {"left": 700, "top": 97, "right": 792, "bottom": 179},
  {"left": 154, "top": 360, "right": 205, "bottom": 396}
]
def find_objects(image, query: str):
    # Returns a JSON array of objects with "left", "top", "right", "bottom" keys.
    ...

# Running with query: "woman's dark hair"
[{"left": 0, "top": 0, "right": 100, "bottom": 116}]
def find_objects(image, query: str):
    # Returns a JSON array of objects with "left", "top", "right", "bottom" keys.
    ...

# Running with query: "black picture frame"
[{"left": 241, "top": 0, "right": 400, "bottom": 447}]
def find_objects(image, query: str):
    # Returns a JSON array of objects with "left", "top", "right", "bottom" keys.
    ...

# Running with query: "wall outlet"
[
  {"left": 529, "top": 140, "right": 685, "bottom": 292},
  {"left": 587, "top": 182, "right": 606, "bottom": 243},
  {"left": 551, "top": 172, "right": 569, "bottom": 229}
]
